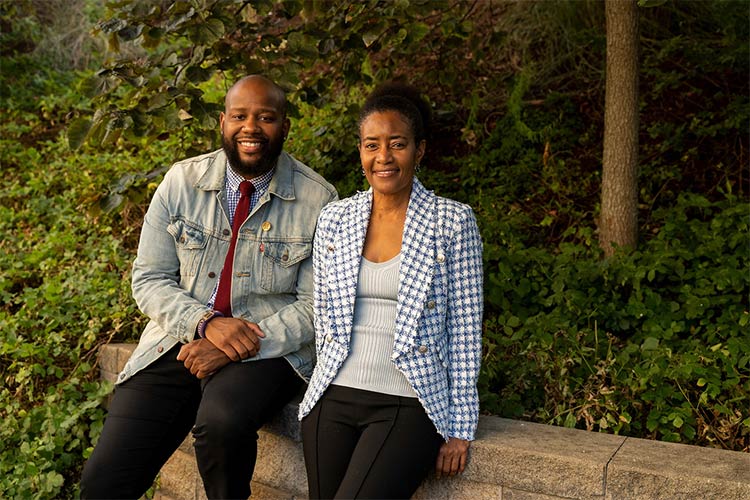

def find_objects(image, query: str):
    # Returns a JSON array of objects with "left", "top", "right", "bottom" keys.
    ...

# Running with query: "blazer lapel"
[
  {"left": 394, "top": 179, "right": 437, "bottom": 357},
  {"left": 327, "top": 190, "right": 372, "bottom": 345}
]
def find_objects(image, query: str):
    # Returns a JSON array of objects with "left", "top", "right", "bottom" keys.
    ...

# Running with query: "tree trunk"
[{"left": 599, "top": 0, "right": 640, "bottom": 257}]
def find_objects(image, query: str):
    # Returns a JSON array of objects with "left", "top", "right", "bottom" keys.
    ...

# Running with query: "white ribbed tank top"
[{"left": 331, "top": 253, "right": 417, "bottom": 398}]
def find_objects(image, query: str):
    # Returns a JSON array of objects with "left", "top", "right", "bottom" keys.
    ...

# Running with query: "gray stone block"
[
  {"left": 502, "top": 486, "right": 579, "bottom": 499},
  {"left": 97, "top": 344, "right": 750, "bottom": 500},
  {"left": 249, "top": 481, "right": 302, "bottom": 499},
  {"left": 254, "top": 430, "right": 308, "bottom": 497},
  {"left": 98, "top": 343, "right": 136, "bottom": 383},
  {"left": 606, "top": 437, "right": 750, "bottom": 500},
  {"left": 158, "top": 447, "right": 205, "bottom": 500},
  {"left": 415, "top": 476, "right": 501, "bottom": 499},
  {"left": 466, "top": 417, "right": 625, "bottom": 499}
]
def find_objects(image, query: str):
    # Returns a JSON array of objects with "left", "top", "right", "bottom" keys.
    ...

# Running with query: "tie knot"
[{"left": 239, "top": 180, "right": 254, "bottom": 197}]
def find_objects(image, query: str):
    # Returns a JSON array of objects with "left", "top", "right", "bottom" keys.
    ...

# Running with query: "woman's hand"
[{"left": 435, "top": 437, "right": 470, "bottom": 478}]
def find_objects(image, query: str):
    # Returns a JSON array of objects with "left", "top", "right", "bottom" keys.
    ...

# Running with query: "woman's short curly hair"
[{"left": 358, "top": 82, "right": 431, "bottom": 143}]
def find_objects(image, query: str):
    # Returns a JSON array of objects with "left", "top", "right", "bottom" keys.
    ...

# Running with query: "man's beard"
[{"left": 222, "top": 134, "right": 284, "bottom": 178}]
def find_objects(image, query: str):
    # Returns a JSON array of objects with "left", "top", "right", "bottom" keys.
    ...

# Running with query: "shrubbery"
[
  {"left": 478, "top": 193, "right": 749, "bottom": 449},
  {"left": 1, "top": 0, "right": 748, "bottom": 497}
]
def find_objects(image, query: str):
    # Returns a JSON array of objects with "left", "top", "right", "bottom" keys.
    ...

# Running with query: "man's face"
[{"left": 220, "top": 78, "right": 290, "bottom": 178}]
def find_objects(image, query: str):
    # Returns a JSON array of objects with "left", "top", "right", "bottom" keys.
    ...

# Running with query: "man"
[{"left": 80, "top": 75, "right": 337, "bottom": 499}]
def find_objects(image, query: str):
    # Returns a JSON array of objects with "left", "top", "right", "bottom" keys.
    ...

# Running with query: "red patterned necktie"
[{"left": 213, "top": 180, "right": 254, "bottom": 317}]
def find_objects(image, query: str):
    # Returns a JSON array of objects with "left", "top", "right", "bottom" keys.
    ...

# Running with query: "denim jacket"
[{"left": 117, "top": 149, "right": 337, "bottom": 385}]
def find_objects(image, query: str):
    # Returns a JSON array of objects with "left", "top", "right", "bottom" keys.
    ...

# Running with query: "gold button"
[
  {"left": 427, "top": 300, "right": 436, "bottom": 309},
  {"left": 436, "top": 254, "right": 445, "bottom": 263},
  {"left": 281, "top": 254, "right": 289, "bottom": 262},
  {"left": 418, "top": 345, "right": 428, "bottom": 353},
  {"left": 157, "top": 346, "right": 164, "bottom": 353},
  {"left": 326, "top": 334, "right": 333, "bottom": 343},
  {"left": 262, "top": 221, "right": 272, "bottom": 231}
]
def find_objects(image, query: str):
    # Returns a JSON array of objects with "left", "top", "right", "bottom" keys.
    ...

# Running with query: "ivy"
[
  {"left": 478, "top": 193, "right": 749, "bottom": 449},
  {"left": 1, "top": 0, "right": 748, "bottom": 497}
]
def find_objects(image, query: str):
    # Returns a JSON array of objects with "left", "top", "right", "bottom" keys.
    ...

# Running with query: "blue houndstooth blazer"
[{"left": 298, "top": 178, "right": 484, "bottom": 441}]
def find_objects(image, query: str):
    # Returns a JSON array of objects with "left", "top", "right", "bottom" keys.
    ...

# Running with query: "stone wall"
[{"left": 98, "top": 344, "right": 749, "bottom": 500}]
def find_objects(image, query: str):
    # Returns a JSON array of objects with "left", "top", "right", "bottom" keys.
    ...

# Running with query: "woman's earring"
[
  {"left": 415, "top": 163, "right": 422, "bottom": 173},
  {"left": 361, "top": 168, "right": 366, "bottom": 176}
]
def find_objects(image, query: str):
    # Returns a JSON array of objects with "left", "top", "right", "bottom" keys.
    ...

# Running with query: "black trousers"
[
  {"left": 80, "top": 343, "right": 302, "bottom": 500},
  {"left": 301, "top": 384, "right": 443, "bottom": 500}
]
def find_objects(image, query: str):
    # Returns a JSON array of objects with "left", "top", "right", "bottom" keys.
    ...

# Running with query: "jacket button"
[
  {"left": 281, "top": 254, "right": 289, "bottom": 262},
  {"left": 208, "top": 272, "right": 216, "bottom": 278},
  {"left": 118, "top": 373, "right": 126, "bottom": 380},
  {"left": 179, "top": 236, "right": 186, "bottom": 243},
  {"left": 427, "top": 300, "right": 436, "bottom": 309},
  {"left": 223, "top": 229, "right": 231, "bottom": 236},
  {"left": 327, "top": 244, "right": 335, "bottom": 252},
  {"left": 436, "top": 253, "right": 445, "bottom": 263},
  {"left": 262, "top": 221, "right": 272, "bottom": 231},
  {"left": 326, "top": 334, "right": 333, "bottom": 343},
  {"left": 418, "top": 345, "right": 428, "bottom": 353},
  {"left": 157, "top": 346, "right": 164, "bottom": 353}
]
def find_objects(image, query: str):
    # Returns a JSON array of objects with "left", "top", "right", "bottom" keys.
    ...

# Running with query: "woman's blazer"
[{"left": 298, "top": 178, "right": 484, "bottom": 441}]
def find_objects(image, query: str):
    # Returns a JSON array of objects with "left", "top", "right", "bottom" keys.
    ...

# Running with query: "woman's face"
[{"left": 359, "top": 110, "right": 425, "bottom": 198}]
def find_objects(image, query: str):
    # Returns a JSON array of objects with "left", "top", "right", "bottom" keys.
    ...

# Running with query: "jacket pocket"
[
  {"left": 414, "top": 325, "right": 449, "bottom": 370},
  {"left": 167, "top": 219, "right": 207, "bottom": 276},
  {"left": 260, "top": 240, "right": 312, "bottom": 292}
]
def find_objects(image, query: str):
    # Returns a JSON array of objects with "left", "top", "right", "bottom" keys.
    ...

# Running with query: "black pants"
[
  {"left": 301, "top": 384, "right": 443, "bottom": 500},
  {"left": 80, "top": 344, "right": 302, "bottom": 500}
]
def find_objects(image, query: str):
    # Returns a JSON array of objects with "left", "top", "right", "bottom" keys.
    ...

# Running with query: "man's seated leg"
[
  {"left": 80, "top": 344, "right": 201, "bottom": 499},
  {"left": 193, "top": 357, "right": 303, "bottom": 499}
]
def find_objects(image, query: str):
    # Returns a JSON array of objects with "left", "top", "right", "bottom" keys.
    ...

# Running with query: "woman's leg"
[
  {"left": 302, "top": 385, "right": 443, "bottom": 500},
  {"left": 302, "top": 385, "right": 362, "bottom": 499},
  {"left": 334, "top": 391, "right": 443, "bottom": 499}
]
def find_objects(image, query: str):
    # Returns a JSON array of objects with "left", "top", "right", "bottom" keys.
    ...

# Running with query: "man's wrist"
[{"left": 197, "top": 310, "right": 223, "bottom": 338}]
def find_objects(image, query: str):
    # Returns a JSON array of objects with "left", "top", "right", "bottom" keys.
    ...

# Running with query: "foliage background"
[{"left": 1, "top": 0, "right": 748, "bottom": 497}]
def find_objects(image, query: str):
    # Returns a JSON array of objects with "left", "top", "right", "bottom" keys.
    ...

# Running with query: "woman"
[{"left": 298, "top": 82, "right": 484, "bottom": 499}]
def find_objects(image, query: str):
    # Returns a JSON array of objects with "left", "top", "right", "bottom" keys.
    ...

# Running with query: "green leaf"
[
  {"left": 408, "top": 22, "right": 430, "bottom": 43},
  {"left": 641, "top": 337, "right": 659, "bottom": 351},
  {"left": 362, "top": 31, "right": 379, "bottom": 48},
  {"left": 78, "top": 75, "right": 118, "bottom": 99},
  {"left": 638, "top": 0, "right": 670, "bottom": 9},
  {"left": 67, "top": 118, "right": 92, "bottom": 150}
]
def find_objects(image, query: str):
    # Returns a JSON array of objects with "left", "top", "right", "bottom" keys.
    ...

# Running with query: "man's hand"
[
  {"left": 177, "top": 339, "right": 231, "bottom": 379},
  {"left": 203, "top": 317, "right": 265, "bottom": 361},
  {"left": 435, "top": 437, "right": 470, "bottom": 478}
]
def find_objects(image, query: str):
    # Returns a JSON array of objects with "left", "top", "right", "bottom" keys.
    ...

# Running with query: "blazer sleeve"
[{"left": 445, "top": 205, "right": 484, "bottom": 440}]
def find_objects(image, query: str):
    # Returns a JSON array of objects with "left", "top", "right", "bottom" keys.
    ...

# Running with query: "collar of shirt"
[{"left": 225, "top": 161, "right": 275, "bottom": 225}]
